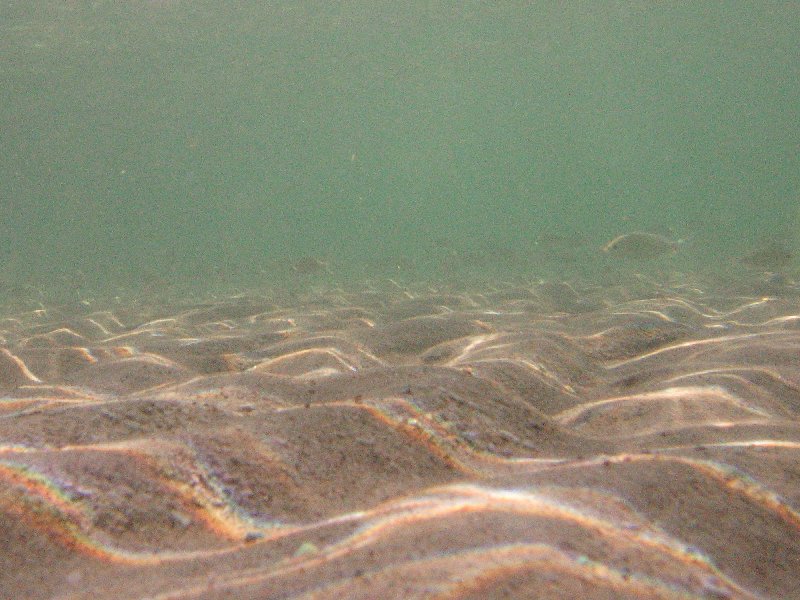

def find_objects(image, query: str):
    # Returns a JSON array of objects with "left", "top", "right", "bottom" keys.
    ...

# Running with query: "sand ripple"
[{"left": 0, "top": 279, "right": 798, "bottom": 598}]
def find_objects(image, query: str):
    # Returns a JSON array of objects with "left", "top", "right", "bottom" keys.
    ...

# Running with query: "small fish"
[
  {"left": 290, "top": 256, "right": 331, "bottom": 275},
  {"left": 602, "top": 232, "right": 682, "bottom": 260},
  {"left": 740, "top": 241, "right": 794, "bottom": 270}
]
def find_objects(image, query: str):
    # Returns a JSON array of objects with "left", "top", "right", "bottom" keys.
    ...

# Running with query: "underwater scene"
[{"left": 1, "top": 2, "right": 798, "bottom": 598}]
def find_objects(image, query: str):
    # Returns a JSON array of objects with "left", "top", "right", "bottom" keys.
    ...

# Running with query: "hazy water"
[{"left": 2, "top": 1, "right": 798, "bottom": 299}]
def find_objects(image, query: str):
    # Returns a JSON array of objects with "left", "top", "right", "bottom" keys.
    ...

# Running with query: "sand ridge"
[{"left": 0, "top": 277, "right": 799, "bottom": 599}]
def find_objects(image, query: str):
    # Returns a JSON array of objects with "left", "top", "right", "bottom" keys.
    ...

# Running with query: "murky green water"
[{"left": 2, "top": 1, "right": 798, "bottom": 300}]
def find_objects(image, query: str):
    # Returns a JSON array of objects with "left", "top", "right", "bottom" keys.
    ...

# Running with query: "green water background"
[{"left": 1, "top": 1, "right": 798, "bottom": 299}]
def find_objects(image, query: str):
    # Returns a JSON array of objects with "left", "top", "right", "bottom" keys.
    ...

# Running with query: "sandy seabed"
[{"left": 0, "top": 273, "right": 799, "bottom": 599}]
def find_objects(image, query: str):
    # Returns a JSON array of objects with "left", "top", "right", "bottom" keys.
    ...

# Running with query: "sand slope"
[{"left": 1, "top": 278, "right": 799, "bottom": 599}]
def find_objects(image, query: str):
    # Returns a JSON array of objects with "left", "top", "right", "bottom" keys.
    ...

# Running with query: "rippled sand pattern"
[{"left": 1, "top": 279, "right": 799, "bottom": 599}]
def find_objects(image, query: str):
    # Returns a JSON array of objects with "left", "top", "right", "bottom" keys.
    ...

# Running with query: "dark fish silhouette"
[
  {"left": 740, "top": 241, "right": 794, "bottom": 270},
  {"left": 602, "top": 232, "right": 682, "bottom": 260},
  {"left": 290, "top": 256, "right": 331, "bottom": 275}
]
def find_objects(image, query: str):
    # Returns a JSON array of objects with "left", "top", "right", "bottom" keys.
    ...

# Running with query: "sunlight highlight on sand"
[{"left": 1, "top": 277, "right": 799, "bottom": 598}]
